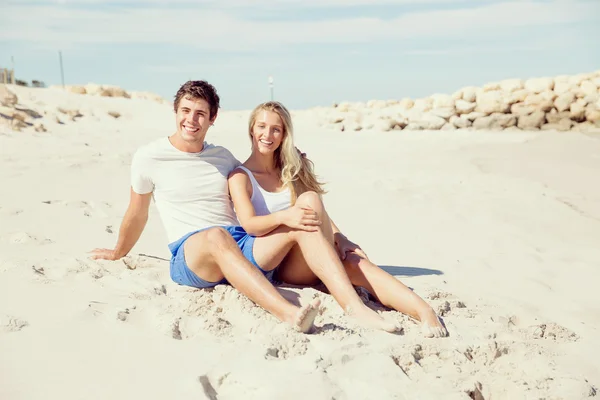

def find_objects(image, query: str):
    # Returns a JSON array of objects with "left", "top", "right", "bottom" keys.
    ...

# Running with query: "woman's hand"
[
  {"left": 334, "top": 233, "right": 367, "bottom": 260},
  {"left": 281, "top": 204, "right": 321, "bottom": 231}
]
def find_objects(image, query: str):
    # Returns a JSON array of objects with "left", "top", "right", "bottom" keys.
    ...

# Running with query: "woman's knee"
[{"left": 296, "top": 191, "right": 323, "bottom": 210}]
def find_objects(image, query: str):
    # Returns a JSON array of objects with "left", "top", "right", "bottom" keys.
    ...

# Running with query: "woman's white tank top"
[{"left": 235, "top": 166, "right": 291, "bottom": 216}]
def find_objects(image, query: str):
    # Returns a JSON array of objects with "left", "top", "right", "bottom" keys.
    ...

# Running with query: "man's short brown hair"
[{"left": 173, "top": 80, "right": 220, "bottom": 119}]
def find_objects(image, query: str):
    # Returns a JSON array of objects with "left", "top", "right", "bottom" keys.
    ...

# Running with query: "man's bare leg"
[
  {"left": 252, "top": 192, "right": 398, "bottom": 333},
  {"left": 183, "top": 227, "right": 320, "bottom": 333}
]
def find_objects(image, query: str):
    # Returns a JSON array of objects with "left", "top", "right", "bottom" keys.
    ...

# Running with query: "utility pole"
[
  {"left": 268, "top": 75, "right": 274, "bottom": 101},
  {"left": 59, "top": 51, "right": 65, "bottom": 88}
]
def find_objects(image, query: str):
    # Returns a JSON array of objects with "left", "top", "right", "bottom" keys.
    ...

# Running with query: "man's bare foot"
[
  {"left": 289, "top": 298, "right": 321, "bottom": 333},
  {"left": 420, "top": 307, "right": 448, "bottom": 338},
  {"left": 347, "top": 304, "right": 399, "bottom": 333}
]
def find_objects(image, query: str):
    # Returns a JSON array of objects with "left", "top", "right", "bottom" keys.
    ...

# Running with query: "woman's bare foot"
[
  {"left": 419, "top": 307, "right": 448, "bottom": 338},
  {"left": 288, "top": 298, "right": 321, "bottom": 333},
  {"left": 347, "top": 303, "right": 399, "bottom": 333}
]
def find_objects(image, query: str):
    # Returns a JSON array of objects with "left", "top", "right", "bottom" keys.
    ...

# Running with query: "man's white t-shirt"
[{"left": 131, "top": 137, "right": 240, "bottom": 243}]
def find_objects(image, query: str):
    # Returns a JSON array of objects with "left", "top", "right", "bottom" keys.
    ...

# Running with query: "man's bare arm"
[{"left": 90, "top": 188, "right": 152, "bottom": 260}]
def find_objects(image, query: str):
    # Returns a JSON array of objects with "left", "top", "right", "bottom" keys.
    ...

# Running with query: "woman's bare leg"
[
  {"left": 342, "top": 253, "right": 448, "bottom": 338},
  {"left": 252, "top": 192, "right": 398, "bottom": 333}
]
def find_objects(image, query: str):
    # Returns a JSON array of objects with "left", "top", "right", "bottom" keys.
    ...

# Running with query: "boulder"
[
  {"left": 585, "top": 108, "right": 600, "bottom": 125},
  {"left": 546, "top": 110, "right": 571, "bottom": 124},
  {"left": 554, "top": 92, "right": 576, "bottom": 112},
  {"left": 441, "top": 123, "right": 457, "bottom": 131},
  {"left": 524, "top": 93, "right": 555, "bottom": 112},
  {"left": 525, "top": 77, "right": 554, "bottom": 94},
  {"left": 67, "top": 85, "right": 87, "bottom": 95},
  {"left": 499, "top": 79, "right": 525, "bottom": 93},
  {"left": 553, "top": 81, "right": 574, "bottom": 95},
  {"left": 412, "top": 98, "right": 433, "bottom": 112},
  {"left": 431, "top": 94, "right": 455, "bottom": 109},
  {"left": 541, "top": 119, "right": 574, "bottom": 131},
  {"left": 85, "top": 83, "right": 104, "bottom": 96},
  {"left": 463, "top": 111, "right": 486, "bottom": 121},
  {"left": 472, "top": 113, "right": 516, "bottom": 130},
  {"left": 517, "top": 111, "right": 546, "bottom": 129},
  {"left": 580, "top": 80, "right": 598, "bottom": 97},
  {"left": 398, "top": 98, "right": 414, "bottom": 110},
  {"left": 367, "top": 99, "right": 387, "bottom": 109},
  {"left": 455, "top": 100, "right": 476, "bottom": 115},
  {"left": 506, "top": 89, "right": 529, "bottom": 105},
  {"left": 511, "top": 103, "right": 537, "bottom": 117},
  {"left": 570, "top": 101, "right": 586, "bottom": 122},
  {"left": 450, "top": 115, "right": 472, "bottom": 129},
  {"left": 430, "top": 107, "right": 455, "bottom": 120},
  {"left": 476, "top": 90, "right": 510, "bottom": 114},
  {"left": 405, "top": 112, "right": 446, "bottom": 130},
  {"left": 462, "top": 86, "right": 478, "bottom": 103}
]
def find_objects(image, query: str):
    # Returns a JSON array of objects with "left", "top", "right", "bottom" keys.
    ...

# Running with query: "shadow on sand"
[{"left": 379, "top": 265, "right": 443, "bottom": 277}]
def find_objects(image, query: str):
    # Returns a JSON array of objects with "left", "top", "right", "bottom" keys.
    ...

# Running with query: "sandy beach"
[{"left": 1, "top": 82, "right": 599, "bottom": 399}]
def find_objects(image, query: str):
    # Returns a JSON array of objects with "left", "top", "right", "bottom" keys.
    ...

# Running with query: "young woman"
[{"left": 228, "top": 101, "right": 447, "bottom": 338}]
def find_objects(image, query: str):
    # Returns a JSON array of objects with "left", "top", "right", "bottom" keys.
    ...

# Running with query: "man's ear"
[{"left": 210, "top": 112, "right": 218, "bottom": 126}]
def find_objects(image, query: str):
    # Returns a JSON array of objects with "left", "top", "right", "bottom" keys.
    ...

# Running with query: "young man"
[{"left": 91, "top": 80, "right": 397, "bottom": 333}]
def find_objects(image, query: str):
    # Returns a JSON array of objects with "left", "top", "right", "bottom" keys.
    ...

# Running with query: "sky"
[{"left": 1, "top": 0, "right": 599, "bottom": 110}]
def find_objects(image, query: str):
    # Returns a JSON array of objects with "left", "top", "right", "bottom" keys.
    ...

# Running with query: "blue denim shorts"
[{"left": 168, "top": 225, "right": 275, "bottom": 289}]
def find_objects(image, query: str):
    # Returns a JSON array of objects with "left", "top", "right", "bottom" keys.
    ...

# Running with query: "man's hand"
[
  {"left": 334, "top": 233, "right": 367, "bottom": 260},
  {"left": 89, "top": 248, "right": 121, "bottom": 261}
]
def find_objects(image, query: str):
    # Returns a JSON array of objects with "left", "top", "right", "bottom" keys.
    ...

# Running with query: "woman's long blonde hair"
[{"left": 248, "top": 101, "right": 325, "bottom": 202}]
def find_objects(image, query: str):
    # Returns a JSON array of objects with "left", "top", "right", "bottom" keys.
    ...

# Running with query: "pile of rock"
[
  {"left": 50, "top": 83, "right": 168, "bottom": 105},
  {"left": 0, "top": 84, "right": 47, "bottom": 132},
  {"left": 325, "top": 70, "right": 600, "bottom": 132}
]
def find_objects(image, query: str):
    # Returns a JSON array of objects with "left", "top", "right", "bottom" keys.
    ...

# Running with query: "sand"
[{"left": 0, "top": 85, "right": 599, "bottom": 399}]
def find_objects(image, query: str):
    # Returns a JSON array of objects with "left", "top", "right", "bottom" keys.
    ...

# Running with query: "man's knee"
[
  {"left": 296, "top": 191, "right": 323, "bottom": 210},
  {"left": 188, "top": 227, "right": 232, "bottom": 253}
]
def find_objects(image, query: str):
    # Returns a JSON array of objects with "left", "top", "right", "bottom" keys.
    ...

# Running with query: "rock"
[
  {"left": 586, "top": 108, "right": 600, "bottom": 125},
  {"left": 505, "top": 89, "right": 529, "bottom": 105},
  {"left": 0, "top": 84, "right": 18, "bottom": 107},
  {"left": 441, "top": 123, "right": 457, "bottom": 131},
  {"left": 569, "top": 73, "right": 592, "bottom": 86},
  {"left": 476, "top": 90, "right": 510, "bottom": 114},
  {"left": 405, "top": 112, "right": 446, "bottom": 130},
  {"left": 102, "top": 85, "right": 130, "bottom": 98},
  {"left": 108, "top": 111, "right": 121, "bottom": 119},
  {"left": 455, "top": 100, "right": 477, "bottom": 114},
  {"left": 67, "top": 85, "right": 87, "bottom": 95},
  {"left": 463, "top": 111, "right": 486, "bottom": 121},
  {"left": 510, "top": 103, "right": 537, "bottom": 117},
  {"left": 570, "top": 101, "right": 586, "bottom": 122},
  {"left": 85, "top": 83, "right": 104, "bottom": 96},
  {"left": 483, "top": 82, "right": 500, "bottom": 92},
  {"left": 431, "top": 94, "right": 455, "bottom": 109},
  {"left": 554, "top": 92, "right": 576, "bottom": 112},
  {"left": 580, "top": 80, "right": 597, "bottom": 97},
  {"left": 336, "top": 102, "right": 351, "bottom": 112},
  {"left": 398, "top": 98, "right": 414, "bottom": 110},
  {"left": 373, "top": 118, "right": 395, "bottom": 132},
  {"left": 525, "top": 77, "right": 554, "bottom": 94},
  {"left": 524, "top": 93, "right": 554, "bottom": 112},
  {"left": 546, "top": 110, "right": 571, "bottom": 124},
  {"left": 553, "top": 81, "right": 574, "bottom": 95},
  {"left": 412, "top": 98, "right": 433, "bottom": 112},
  {"left": 430, "top": 107, "right": 455, "bottom": 120},
  {"left": 462, "top": 87, "right": 478, "bottom": 103},
  {"left": 367, "top": 100, "right": 387, "bottom": 109},
  {"left": 541, "top": 119, "right": 574, "bottom": 131},
  {"left": 518, "top": 110, "right": 546, "bottom": 129},
  {"left": 450, "top": 115, "right": 472, "bottom": 129},
  {"left": 499, "top": 79, "right": 524, "bottom": 93},
  {"left": 574, "top": 121, "right": 600, "bottom": 133},
  {"left": 472, "top": 113, "right": 516, "bottom": 130}
]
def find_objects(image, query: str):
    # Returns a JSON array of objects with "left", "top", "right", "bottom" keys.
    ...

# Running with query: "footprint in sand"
[
  {"left": 0, "top": 315, "right": 29, "bottom": 332},
  {"left": 84, "top": 301, "right": 137, "bottom": 323},
  {"left": 41, "top": 199, "right": 113, "bottom": 218},
  {"left": 263, "top": 331, "right": 310, "bottom": 360},
  {"left": 0, "top": 207, "right": 23, "bottom": 216},
  {"left": 170, "top": 315, "right": 233, "bottom": 340},
  {"left": 527, "top": 322, "right": 579, "bottom": 342},
  {"left": 5, "top": 231, "right": 53, "bottom": 245}
]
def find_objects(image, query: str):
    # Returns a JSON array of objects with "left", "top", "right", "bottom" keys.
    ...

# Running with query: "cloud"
[{"left": 1, "top": 1, "right": 598, "bottom": 51}]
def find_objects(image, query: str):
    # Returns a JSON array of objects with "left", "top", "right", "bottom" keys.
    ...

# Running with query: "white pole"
[{"left": 268, "top": 75, "right": 274, "bottom": 101}]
